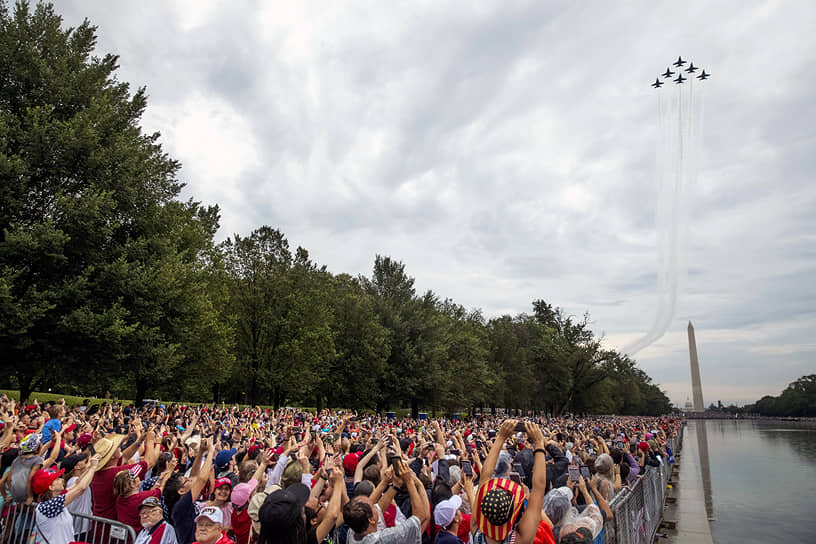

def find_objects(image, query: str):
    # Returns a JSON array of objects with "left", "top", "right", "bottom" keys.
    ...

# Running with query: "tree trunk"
[
  {"left": 249, "top": 369, "right": 258, "bottom": 406},
  {"left": 19, "top": 377, "right": 37, "bottom": 406},
  {"left": 411, "top": 398, "right": 419, "bottom": 420},
  {"left": 135, "top": 377, "right": 148, "bottom": 406}
]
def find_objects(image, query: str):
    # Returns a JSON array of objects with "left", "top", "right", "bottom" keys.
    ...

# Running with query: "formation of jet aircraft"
[{"left": 653, "top": 57, "right": 709, "bottom": 87}]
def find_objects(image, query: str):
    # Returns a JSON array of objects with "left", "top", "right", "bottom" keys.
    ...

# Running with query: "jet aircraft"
[
  {"left": 697, "top": 70, "right": 710, "bottom": 80},
  {"left": 661, "top": 68, "right": 675, "bottom": 78},
  {"left": 651, "top": 78, "right": 664, "bottom": 88},
  {"left": 673, "top": 56, "right": 686, "bottom": 67},
  {"left": 685, "top": 63, "right": 699, "bottom": 73},
  {"left": 674, "top": 73, "right": 686, "bottom": 84}
]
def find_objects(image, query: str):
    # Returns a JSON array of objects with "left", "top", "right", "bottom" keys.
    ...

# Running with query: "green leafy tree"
[
  {"left": 437, "top": 301, "right": 490, "bottom": 414},
  {"left": 0, "top": 1, "right": 232, "bottom": 403},
  {"left": 222, "top": 227, "right": 334, "bottom": 408},
  {"left": 749, "top": 375, "right": 816, "bottom": 417},
  {"left": 359, "top": 255, "right": 417, "bottom": 413},
  {"left": 320, "top": 274, "right": 390, "bottom": 411}
]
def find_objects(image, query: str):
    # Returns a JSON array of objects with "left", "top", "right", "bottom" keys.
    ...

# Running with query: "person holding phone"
[
  {"left": 342, "top": 458, "right": 430, "bottom": 543},
  {"left": 471, "top": 420, "right": 548, "bottom": 544}
]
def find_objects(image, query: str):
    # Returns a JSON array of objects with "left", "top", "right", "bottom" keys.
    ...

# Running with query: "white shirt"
[
  {"left": 36, "top": 495, "right": 74, "bottom": 544},
  {"left": 66, "top": 476, "right": 93, "bottom": 535},
  {"left": 134, "top": 521, "right": 178, "bottom": 544}
]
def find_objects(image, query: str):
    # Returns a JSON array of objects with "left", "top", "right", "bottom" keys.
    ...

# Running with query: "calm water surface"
[{"left": 698, "top": 419, "right": 816, "bottom": 543}]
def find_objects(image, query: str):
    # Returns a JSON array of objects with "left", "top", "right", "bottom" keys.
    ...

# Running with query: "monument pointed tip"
[{"left": 688, "top": 320, "right": 694, "bottom": 328}]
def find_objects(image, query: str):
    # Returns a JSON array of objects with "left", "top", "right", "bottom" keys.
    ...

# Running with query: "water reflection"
[
  {"left": 757, "top": 423, "right": 816, "bottom": 468},
  {"left": 703, "top": 420, "right": 816, "bottom": 544},
  {"left": 696, "top": 419, "right": 714, "bottom": 519}
]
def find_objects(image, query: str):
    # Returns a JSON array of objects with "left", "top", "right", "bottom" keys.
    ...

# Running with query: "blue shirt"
[
  {"left": 171, "top": 492, "right": 197, "bottom": 544},
  {"left": 435, "top": 530, "right": 464, "bottom": 544},
  {"left": 41, "top": 418, "right": 62, "bottom": 443}
]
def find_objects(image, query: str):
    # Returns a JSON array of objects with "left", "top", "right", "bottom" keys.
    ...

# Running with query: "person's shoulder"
[
  {"left": 37, "top": 494, "right": 66, "bottom": 517},
  {"left": 382, "top": 515, "right": 421, "bottom": 539},
  {"left": 173, "top": 491, "right": 194, "bottom": 513}
]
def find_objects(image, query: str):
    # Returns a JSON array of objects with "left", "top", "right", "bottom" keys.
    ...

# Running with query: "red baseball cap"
[
  {"left": 76, "top": 433, "right": 93, "bottom": 449},
  {"left": 343, "top": 452, "right": 362, "bottom": 473},
  {"left": 214, "top": 477, "right": 233, "bottom": 490},
  {"left": 32, "top": 468, "right": 65, "bottom": 495}
]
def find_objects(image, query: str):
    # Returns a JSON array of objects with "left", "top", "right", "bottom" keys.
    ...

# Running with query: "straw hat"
[{"left": 93, "top": 434, "right": 125, "bottom": 470}]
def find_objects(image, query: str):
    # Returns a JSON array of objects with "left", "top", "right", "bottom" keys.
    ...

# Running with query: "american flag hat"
[
  {"left": 128, "top": 464, "right": 144, "bottom": 479},
  {"left": 475, "top": 477, "right": 525, "bottom": 541}
]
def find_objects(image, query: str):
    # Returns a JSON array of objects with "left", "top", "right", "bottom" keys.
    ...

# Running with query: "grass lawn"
[
  {"left": 0, "top": 390, "right": 131, "bottom": 408},
  {"left": 1, "top": 390, "right": 468, "bottom": 419}
]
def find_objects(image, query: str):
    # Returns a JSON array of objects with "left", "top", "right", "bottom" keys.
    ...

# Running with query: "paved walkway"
[{"left": 665, "top": 421, "right": 715, "bottom": 543}]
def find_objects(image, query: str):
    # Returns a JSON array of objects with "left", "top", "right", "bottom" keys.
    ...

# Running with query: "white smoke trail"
[{"left": 623, "top": 72, "right": 702, "bottom": 356}]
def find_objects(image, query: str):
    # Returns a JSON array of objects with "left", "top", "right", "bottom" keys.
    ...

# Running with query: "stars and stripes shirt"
[{"left": 36, "top": 494, "right": 75, "bottom": 544}]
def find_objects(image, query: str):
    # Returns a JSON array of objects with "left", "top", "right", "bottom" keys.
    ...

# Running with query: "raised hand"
[
  {"left": 498, "top": 419, "right": 517, "bottom": 439},
  {"left": 525, "top": 421, "right": 545, "bottom": 449},
  {"left": 89, "top": 453, "right": 102, "bottom": 469}
]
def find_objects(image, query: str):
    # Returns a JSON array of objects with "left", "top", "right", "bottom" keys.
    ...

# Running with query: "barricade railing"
[
  {"left": 72, "top": 512, "right": 137, "bottom": 544},
  {"left": 0, "top": 502, "right": 136, "bottom": 544},
  {"left": 1, "top": 503, "right": 37, "bottom": 544},
  {"left": 600, "top": 429, "right": 681, "bottom": 544}
]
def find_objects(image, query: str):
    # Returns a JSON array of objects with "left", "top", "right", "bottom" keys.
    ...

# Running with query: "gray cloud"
[{"left": 59, "top": 0, "right": 816, "bottom": 406}]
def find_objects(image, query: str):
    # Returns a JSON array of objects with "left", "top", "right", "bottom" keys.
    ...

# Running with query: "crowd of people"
[{"left": 0, "top": 394, "right": 677, "bottom": 544}]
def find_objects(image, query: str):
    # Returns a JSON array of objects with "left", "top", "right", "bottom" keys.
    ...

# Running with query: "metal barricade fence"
[
  {"left": 1, "top": 503, "right": 36, "bottom": 544},
  {"left": 71, "top": 513, "right": 136, "bottom": 544},
  {"left": 601, "top": 429, "right": 682, "bottom": 544},
  {"left": 1, "top": 503, "right": 136, "bottom": 544}
]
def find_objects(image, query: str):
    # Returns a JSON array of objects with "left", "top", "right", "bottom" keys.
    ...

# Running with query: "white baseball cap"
[
  {"left": 434, "top": 495, "right": 462, "bottom": 528},
  {"left": 195, "top": 506, "right": 224, "bottom": 525}
]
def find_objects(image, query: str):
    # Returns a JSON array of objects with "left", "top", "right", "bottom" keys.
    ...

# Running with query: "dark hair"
[
  {"left": 342, "top": 497, "right": 373, "bottom": 533},
  {"left": 363, "top": 465, "right": 380, "bottom": 485},
  {"left": 610, "top": 449, "right": 623, "bottom": 465},
  {"left": 418, "top": 472, "right": 432, "bottom": 489},
  {"left": 154, "top": 452, "right": 172, "bottom": 474},
  {"left": 619, "top": 462, "right": 630, "bottom": 481},
  {"left": 431, "top": 482, "right": 453, "bottom": 507},
  {"left": 353, "top": 480, "right": 374, "bottom": 497},
  {"left": 304, "top": 506, "right": 318, "bottom": 528},
  {"left": 239, "top": 460, "right": 258, "bottom": 483},
  {"left": 163, "top": 473, "right": 184, "bottom": 514},
  {"left": 1, "top": 448, "right": 19, "bottom": 474}
]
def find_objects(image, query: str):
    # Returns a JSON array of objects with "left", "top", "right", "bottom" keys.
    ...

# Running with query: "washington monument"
[{"left": 688, "top": 321, "right": 706, "bottom": 411}]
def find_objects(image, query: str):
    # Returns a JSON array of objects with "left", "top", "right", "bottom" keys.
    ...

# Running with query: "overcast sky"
[{"left": 59, "top": 1, "right": 816, "bottom": 407}]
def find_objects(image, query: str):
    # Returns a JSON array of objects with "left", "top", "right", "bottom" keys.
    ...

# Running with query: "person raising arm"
[{"left": 471, "top": 420, "right": 548, "bottom": 544}]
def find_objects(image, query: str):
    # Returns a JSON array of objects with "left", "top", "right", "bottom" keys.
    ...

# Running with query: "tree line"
[
  {"left": 0, "top": 2, "right": 673, "bottom": 416},
  {"left": 709, "top": 375, "right": 816, "bottom": 418}
]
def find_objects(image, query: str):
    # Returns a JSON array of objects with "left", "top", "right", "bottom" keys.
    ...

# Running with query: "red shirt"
[
  {"left": 533, "top": 521, "right": 556, "bottom": 544},
  {"left": 91, "top": 460, "right": 148, "bottom": 520},
  {"left": 193, "top": 534, "right": 233, "bottom": 544},
  {"left": 117, "top": 488, "right": 161, "bottom": 533},
  {"left": 457, "top": 514, "right": 471, "bottom": 543},
  {"left": 231, "top": 508, "right": 252, "bottom": 544},
  {"left": 433, "top": 514, "right": 471, "bottom": 543}
]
